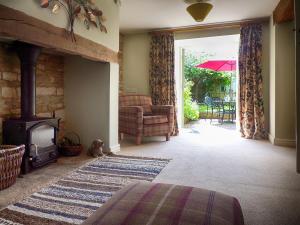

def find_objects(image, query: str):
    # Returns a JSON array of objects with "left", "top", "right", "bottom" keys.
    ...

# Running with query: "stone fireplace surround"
[
  {"left": 0, "top": 43, "right": 65, "bottom": 140},
  {"left": 0, "top": 3, "right": 120, "bottom": 155},
  {"left": 0, "top": 42, "right": 120, "bottom": 154}
]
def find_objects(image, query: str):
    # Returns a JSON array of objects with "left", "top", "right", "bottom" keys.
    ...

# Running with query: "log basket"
[
  {"left": 58, "top": 132, "right": 83, "bottom": 157},
  {"left": 0, "top": 145, "right": 25, "bottom": 190}
]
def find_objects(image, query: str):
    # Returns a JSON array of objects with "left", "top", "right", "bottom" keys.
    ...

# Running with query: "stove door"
[
  {"left": 29, "top": 122, "right": 58, "bottom": 167},
  {"left": 31, "top": 124, "right": 55, "bottom": 148}
]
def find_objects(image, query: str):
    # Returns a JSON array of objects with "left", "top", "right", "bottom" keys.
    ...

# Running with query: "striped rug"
[{"left": 0, "top": 155, "right": 170, "bottom": 225}]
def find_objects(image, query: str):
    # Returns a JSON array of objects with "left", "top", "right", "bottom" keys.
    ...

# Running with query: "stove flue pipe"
[{"left": 15, "top": 42, "right": 41, "bottom": 119}]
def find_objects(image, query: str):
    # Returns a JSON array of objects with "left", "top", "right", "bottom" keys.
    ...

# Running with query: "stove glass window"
[{"left": 31, "top": 124, "right": 55, "bottom": 148}]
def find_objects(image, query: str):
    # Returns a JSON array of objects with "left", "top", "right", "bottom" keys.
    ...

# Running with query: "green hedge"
[{"left": 184, "top": 81, "right": 199, "bottom": 121}]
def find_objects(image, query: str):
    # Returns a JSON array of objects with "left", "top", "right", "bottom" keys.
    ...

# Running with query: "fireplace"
[{"left": 3, "top": 42, "right": 60, "bottom": 174}]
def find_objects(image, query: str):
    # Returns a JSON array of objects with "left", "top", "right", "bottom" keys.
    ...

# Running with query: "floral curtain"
[
  {"left": 150, "top": 32, "right": 178, "bottom": 135},
  {"left": 239, "top": 24, "right": 267, "bottom": 139}
]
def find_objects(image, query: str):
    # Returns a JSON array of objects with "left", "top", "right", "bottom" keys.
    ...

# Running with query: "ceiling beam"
[
  {"left": 273, "top": 0, "right": 294, "bottom": 24},
  {"left": 0, "top": 5, "right": 118, "bottom": 63}
]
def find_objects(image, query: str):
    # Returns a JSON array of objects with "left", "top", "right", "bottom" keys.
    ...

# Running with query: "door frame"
[{"left": 175, "top": 34, "right": 240, "bottom": 128}]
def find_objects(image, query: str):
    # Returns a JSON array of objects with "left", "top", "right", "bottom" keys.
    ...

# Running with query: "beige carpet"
[
  {"left": 1, "top": 121, "right": 299, "bottom": 225},
  {"left": 120, "top": 122, "right": 300, "bottom": 225}
]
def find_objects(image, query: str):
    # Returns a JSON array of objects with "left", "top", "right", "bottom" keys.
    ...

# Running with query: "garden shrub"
[{"left": 184, "top": 81, "right": 200, "bottom": 121}]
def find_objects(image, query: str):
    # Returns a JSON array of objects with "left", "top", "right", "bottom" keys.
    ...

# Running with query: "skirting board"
[
  {"left": 109, "top": 144, "right": 121, "bottom": 153},
  {"left": 269, "top": 133, "right": 296, "bottom": 148}
]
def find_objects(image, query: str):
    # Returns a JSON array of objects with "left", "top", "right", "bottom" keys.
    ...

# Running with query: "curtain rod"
[{"left": 149, "top": 17, "right": 270, "bottom": 34}]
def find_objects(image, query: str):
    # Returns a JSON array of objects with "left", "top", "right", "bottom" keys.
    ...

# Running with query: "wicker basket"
[
  {"left": 59, "top": 132, "right": 83, "bottom": 157},
  {"left": 0, "top": 145, "right": 25, "bottom": 190}
]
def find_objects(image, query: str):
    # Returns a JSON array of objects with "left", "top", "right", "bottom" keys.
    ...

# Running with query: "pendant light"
[{"left": 185, "top": 0, "right": 213, "bottom": 22}]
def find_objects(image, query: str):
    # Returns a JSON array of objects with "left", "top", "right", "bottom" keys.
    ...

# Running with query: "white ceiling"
[{"left": 120, "top": 0, "right": 280, "bottom": 33}]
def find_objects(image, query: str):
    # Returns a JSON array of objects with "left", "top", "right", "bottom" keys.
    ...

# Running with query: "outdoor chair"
[
  {"left": 119, "top": 94, "right": 174, "bottom": 145},
  {"left": 204, "top": 96, "right": 223, "bottom": 122},
  {"left": 221, "top": 101, "right": 236, "bottom": 123}
]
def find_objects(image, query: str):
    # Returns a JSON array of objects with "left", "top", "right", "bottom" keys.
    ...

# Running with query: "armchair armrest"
[{"left": 119, "top": 106, "right": 143, "bottom": 136}]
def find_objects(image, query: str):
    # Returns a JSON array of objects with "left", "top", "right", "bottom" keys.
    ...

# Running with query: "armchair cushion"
[
  {"left": 152, "top": 105, "right": 174, "bottom": 130},
  {"left": 143, "top": 124, "right": 170, "bottom": 137},
  {"left": 143, "top": 115, "right": 168, "bottom": 125}
]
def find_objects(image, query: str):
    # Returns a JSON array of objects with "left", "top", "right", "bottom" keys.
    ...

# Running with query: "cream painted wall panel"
[
  {"left": 0, "top": 0, "right": 119, "bottom": 51},
  {"left": 123, "top": 33, "right": 151, "bottom": 95},
  {"left": 275, "top": 21, "right": 296, "bottom": 140},
  {"left": 109, "top": 62, "right": 120, "bottom": 152},
  {"left": 269, "top": 19, "right": 296, "bottom": 146},
  {"left": 65, "top": 56, "right": 110, "bottom": 151}
]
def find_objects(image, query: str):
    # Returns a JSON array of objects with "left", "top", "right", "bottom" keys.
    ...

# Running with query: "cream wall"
[
  {"left": 0, "top": 0, "right": 120, "bottom": 52},
  {"left": 122, "top": 25, "right": 271, "bottom": 132},
  {"left": 123, "top": 33, "right": 151, "bottom": 95},
  {"left": 109, "top": 63, "right": 120, "bottom": 152},
  {"left": 276, "top": 22, "right": 295, "bottom": 141},
  {"left": 64, "top": 56, "right": 120, "bottom": 152},
  {"left": 269, "top": 18, "right": 296, "bottom": 147}
]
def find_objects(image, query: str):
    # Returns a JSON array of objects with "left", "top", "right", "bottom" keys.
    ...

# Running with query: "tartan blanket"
[{"left": 83, "top": 182, "right": 244, "bottom": 225}]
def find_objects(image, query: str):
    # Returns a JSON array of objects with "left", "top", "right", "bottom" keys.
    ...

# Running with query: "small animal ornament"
[{"left": 88, "top": 139, "right": 104, "bottom": 158}]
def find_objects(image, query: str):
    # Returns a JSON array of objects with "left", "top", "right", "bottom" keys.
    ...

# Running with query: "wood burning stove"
[
  {"left": 3, "top": 42, "right": 60, "bottom": 174},
  {"left": 3, "top": 118, "right": 59, "bottom": 173}
]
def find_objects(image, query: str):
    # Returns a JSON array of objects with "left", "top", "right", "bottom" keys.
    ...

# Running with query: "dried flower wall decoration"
[{"left": 40, "top": 0, "right": 108, "bottom": 42}]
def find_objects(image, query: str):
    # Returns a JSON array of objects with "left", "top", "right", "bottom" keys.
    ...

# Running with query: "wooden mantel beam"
[
  {"left": 0, "top": 5, "right": 118, "bottom": 63},
  {"left": 273, "top": 0, "right": 294, "bottom": 24}
]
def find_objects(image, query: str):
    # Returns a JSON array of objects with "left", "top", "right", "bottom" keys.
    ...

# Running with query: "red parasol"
[{"left": 196, "top": 60, "right": 236, "bottom": 72}]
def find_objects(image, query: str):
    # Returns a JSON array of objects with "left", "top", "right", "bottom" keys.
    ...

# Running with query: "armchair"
[{"left": 119, "top": 94, "right": 174, "bottom": 145}]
